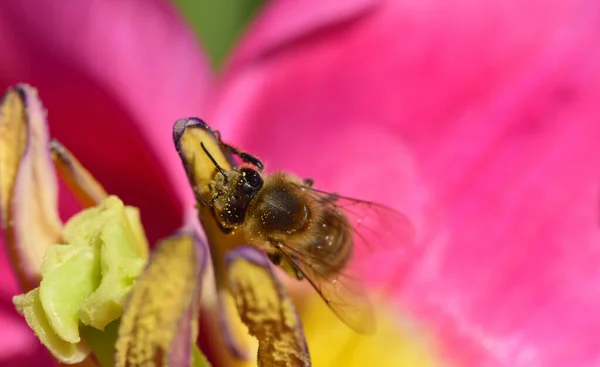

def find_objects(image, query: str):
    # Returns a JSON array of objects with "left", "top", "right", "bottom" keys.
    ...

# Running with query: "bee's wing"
[
  {"left": 318, "top": 189, "right": 415, "bottom": 255},
  {"left": 278, "top": 185, "right": 416, "bottom": 334},
  {"left": 279, "top": 243, "right": 377, "bottom": 333}
]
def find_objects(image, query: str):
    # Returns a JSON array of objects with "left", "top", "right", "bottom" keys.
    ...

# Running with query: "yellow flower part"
[
  {"left": 2, "top": 86, "right": 215, "bottom": 367},
  {"left": 174, "top": 118, "right": 314, "bottom": 366},
  {"left": 13, "top": 288, "right": 91, "bottom": 364},
  {"left": 227, "top": 246, "right": 310, "bottom": 367},
  {"left": 0, "top": 85, "right": 63, "bottom": 291},
  {"left": 115, "top": 230, "right": 207, "bottom": 367},
  {"left": 300, "top": 293, "right": 442, "bottom": 367},
  {"left": 174, "top": 118, "right": 258, "bottom": 363},
  {"left": 13, "top": 196, "right": 149, "bottom": 364}
]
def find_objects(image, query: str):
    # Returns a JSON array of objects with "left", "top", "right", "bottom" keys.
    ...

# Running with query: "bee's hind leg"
[
  {"left": 267, "top": 251, "right": 282, "bottom": 266},
  {"left": 269, "top": 247, "right": 305, "bottom": 280},
  {"left": 289, "top": 255, "right": 305, "bottom": 280},
  {"left": 293, "top": 265, "right": 305, "bottom": 280}
]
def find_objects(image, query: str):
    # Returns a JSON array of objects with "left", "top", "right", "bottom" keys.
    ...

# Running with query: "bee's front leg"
[
  {"left": 213, "top": 130, "right": 264, "bottom": 171},
  {"left": 50, "top": 139, "right": 108, "bottom": 208}
]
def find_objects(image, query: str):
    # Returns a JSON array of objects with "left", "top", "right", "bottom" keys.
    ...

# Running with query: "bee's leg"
[
  {"left": 321, "top": 192, "right": 340, "bottom": 204},
  {"left": 267, "top": 251, "right": 281, "bottom": 266},
  {"left": 226, "top": 146, "right": 264, "bottom": 171},
  {"left": 195, "top": 188, "right": 219, "bottom": 207},
  {"left": 271, "top": 245, "right": 305, "bottom": 280},
  {"left": 303, "top": 178, "right": 314, "bottom": 187},
  {"left": 195, "top": 202, "right": 234, "bottom": 235},
  {"left": 216, "top": 223, "right": 233, "bottom": 235},
  {"left": 289, "top": 255, "right": 305, "bottom": 280},
  {"left": 293, "top": 266, "right": 304, "bottom": 280},
  {"left": 50, "top": 139, "right": 108, "bottom": 208},
  {"left": 213, "top": 130, "right": 264, "bottom": 171}
]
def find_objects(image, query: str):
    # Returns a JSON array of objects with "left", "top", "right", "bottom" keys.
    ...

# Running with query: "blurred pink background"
[{"left": 1, "top": 1, "right": 600, "bottom": 366}]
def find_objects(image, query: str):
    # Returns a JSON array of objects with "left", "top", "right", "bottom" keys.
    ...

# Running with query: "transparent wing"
[
  {"left": 278, "top": 243, "right": 376, "bottom": 333},
  {"left": 277, "top": 185, "right": 415, "bottom": 334},
  {"left": 306, "top": 186, "right": 416, "bottom": 256}
]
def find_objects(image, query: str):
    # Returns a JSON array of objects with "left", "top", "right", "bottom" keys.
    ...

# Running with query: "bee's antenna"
[{"left": 201, "top": 142, "right": 228, "bottom": 183}]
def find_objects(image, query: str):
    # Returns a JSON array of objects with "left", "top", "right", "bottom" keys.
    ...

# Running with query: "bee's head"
[
  {"left": 200, "top": 141, "right": 264, "bottom": 226},
  {"left": 213, "top": 166, "right": 263, "bottom": 194},
  {"left": 212, "top": 166, "right": 263, "bottom": 226}
]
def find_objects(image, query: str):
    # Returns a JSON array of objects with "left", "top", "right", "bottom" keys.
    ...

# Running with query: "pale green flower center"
[{"left": 13, "top": 196, "right": 149, "bottom": 364}]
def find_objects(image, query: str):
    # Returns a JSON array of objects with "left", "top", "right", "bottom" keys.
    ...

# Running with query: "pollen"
[
  {"left": 115, "top": 235, "right": 198, "bottom": 367},
  {"left": 228, "top": 255, "right": 310, "bottom": 367}
]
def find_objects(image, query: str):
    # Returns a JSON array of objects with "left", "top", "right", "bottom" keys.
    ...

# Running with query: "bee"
[{"left": 197, "top": 127, "right": 415, "bottom": 334}]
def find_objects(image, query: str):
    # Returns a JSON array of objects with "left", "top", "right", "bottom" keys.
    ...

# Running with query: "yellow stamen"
[
  {"left": 228, "top": 251, "right": 310, "bottom": 367},
  {"left": 115, "top": 231, "right": 204, "bottom": 367}
]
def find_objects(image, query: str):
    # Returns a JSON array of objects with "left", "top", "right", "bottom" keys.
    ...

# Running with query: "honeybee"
[{"left": 197, "top": 126, "right": 415, "bottom": 334}]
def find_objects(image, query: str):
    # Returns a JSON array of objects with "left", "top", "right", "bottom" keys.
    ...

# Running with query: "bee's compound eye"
[{"left": 241, "top": 167, "right": 263, "bottom": 189}]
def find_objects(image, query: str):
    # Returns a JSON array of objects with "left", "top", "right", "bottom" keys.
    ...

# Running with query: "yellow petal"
[
  {"left": 115, "top": 230, "right": 207, "bottom": 367},
  {"left": 227, "top": 246, "right": 310, "bottom": 367},
  {"left": 0, "top": 85, "right": 62, "bottom": 290},
  {"left": 13, "top": 289, "right": 90, "bottom": 364},
  {"left": 301, "top": 293, "right": 441, "bottom": 367}
]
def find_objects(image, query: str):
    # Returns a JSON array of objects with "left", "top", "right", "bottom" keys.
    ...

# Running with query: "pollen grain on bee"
[{"left": 194, "top": 123, "right": 406, "bottom": 335}]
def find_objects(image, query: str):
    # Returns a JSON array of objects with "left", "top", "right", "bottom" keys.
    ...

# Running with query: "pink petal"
[
  {"left": 0, "top": 246, "right": 53, "bottom": 367},
  {"left": 211, "top": 1, "right": 600, "bottom": 366},
  {"left": 0, "top": 0, "right": 212, "bottom": 242},
  {"left": 228, "top": 0, "right": 380, "bottom": 70},
  {"left": 0, "top": 2, "right": 212, "bottom": 365},
  {"left": 0, "top": 290, "right": 49, "bottom": 365},
  {"left": 398, "top": 50, "right": 600, "bottom": 367}
]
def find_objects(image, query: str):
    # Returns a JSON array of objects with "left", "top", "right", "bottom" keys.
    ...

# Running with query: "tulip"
[
  {"left": 2, "top": 0, "right": 600, "bottom": 367},
  {"left": 1, "top": 1, "right": 211, "bottom": 365},
  {"left": 0, "top": 84, "right": 211, "bottom": 366},
  {"left": 211, "top": 1, "right": 600, "bottom": 367},
  {"left": 0, "top": 86, "right": 315, "bottom": 367}
]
